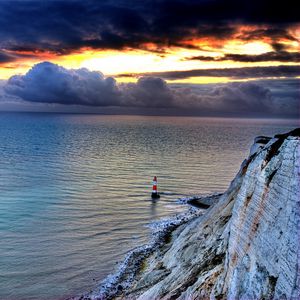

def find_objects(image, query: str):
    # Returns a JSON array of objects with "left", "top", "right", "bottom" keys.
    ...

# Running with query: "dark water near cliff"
[{"left": 0, "top": 113, "right": 297, "bottom": 300}]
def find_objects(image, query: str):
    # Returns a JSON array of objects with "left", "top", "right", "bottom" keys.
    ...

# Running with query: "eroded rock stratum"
[{"left": 118, "top": 129, "right": 300, "bottom": 300}]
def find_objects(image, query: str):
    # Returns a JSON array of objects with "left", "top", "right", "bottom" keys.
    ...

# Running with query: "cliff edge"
[{"left": 114, "top": 129, "right": 300, "bottom": 300}]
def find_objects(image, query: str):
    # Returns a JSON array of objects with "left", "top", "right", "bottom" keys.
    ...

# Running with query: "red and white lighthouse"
[{"left": 151, "top": 176, "right": 160, "bottom": 199}]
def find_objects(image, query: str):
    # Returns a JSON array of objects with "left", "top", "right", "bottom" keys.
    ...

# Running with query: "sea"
[{"left": 0, "top": 113, "right": 298, "bottom": 300}]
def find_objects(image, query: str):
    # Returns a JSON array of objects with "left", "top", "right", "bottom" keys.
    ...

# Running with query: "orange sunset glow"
[
  {"left": 1, "top": 24, "right": 299, "bottom": 83},
  {"left": 0, "top": 0, "right": 299, "bottom": 117}
]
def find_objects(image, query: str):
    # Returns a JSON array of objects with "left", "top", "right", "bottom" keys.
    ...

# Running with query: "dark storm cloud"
[
  {"left": 0, "top": 0, "right": 299, "bottom": 55},
  {"left": 0, "top": 50, "right": 38, "bottom": 65},
  {"left": 236, "top": 28, "right": 297, "bottom": 42},
  {"left": 4, "top": 62, "right": 174, "bottom": 108},
  {"left": 5, "top": 62, "right": 121, "bottom": 106},
  {"left": 0, "top": 0, "right": 149, "bottom": 54},
  {"left": 131, "top": 65, "right": 300, "bottom": 80},
  {"left": 223, "top": 52, "right": 300, "bottom": 62},
  {"left": 3, "top": 62, "right": 299, "bottom": 118},
  {"left": 177, "top": 82, "right": 274, "bottom": 115},
  {"left": 188, "top": 51, "right": 300, "bottom": 62},
  {"left": 271, "top": 43, "right": 287, "bottom": 52},
  {"left": 120, "top": 77, "right": 175, "bottom": 108},
  {"left": 0, "top": 51, "right": 16, "bottom": 63}
]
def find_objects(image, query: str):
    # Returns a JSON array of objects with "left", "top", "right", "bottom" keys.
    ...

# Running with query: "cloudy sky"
[{"left": 0, "top": 0, "right": 299, "bottom": 117}]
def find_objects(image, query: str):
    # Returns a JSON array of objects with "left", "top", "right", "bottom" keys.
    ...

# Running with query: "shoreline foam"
[{"left": 72, "top": 194, "right": 222, "bottom": 300}]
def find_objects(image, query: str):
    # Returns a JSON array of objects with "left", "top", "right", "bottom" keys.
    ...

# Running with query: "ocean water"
[{"left": 0, "top": 113, "right": 297, "bottom": 300}]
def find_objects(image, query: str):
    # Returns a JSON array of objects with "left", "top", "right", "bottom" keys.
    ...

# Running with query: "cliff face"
[{"left": 120, "top": 129, "right": 300, "bottom": 300}]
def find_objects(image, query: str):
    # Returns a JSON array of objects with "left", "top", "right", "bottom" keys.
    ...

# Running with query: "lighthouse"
[{"left": 151, "top": 176, "right": 160, "bottom": 199}]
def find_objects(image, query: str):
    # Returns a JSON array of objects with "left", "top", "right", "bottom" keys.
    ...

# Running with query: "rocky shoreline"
[
  {"left": 75, "top": 128, "right": 300, "bottom": 300},
  {"left": 73, "top": 203, "right": 211, "bottom": 300}
]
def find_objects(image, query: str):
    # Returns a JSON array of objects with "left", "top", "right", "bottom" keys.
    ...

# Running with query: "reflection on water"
[{"left": 0, "top": 113, "right": 297, "bottom": 300}]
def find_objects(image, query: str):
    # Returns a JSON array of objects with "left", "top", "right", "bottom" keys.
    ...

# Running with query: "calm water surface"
[{"left": 0, "top": 113, "right": 297, "bottom": 300}]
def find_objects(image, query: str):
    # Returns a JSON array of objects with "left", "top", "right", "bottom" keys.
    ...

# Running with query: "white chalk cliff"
[{"left": 115, "top": 129, "right": 300, "bottom": 300}]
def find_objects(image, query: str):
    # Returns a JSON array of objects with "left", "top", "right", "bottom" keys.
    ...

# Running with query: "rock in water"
[{"left": 119, "top": 129, "right": 300, "bottom": 300}]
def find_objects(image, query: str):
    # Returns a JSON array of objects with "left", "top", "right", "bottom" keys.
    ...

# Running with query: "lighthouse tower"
[{"left": 151, "top": 176, "right": 160, "bottom": 199}]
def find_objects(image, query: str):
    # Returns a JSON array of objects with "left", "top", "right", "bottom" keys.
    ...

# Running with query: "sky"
[{"left": 0, "top": 0, "right": 299, "bottom": 117}]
